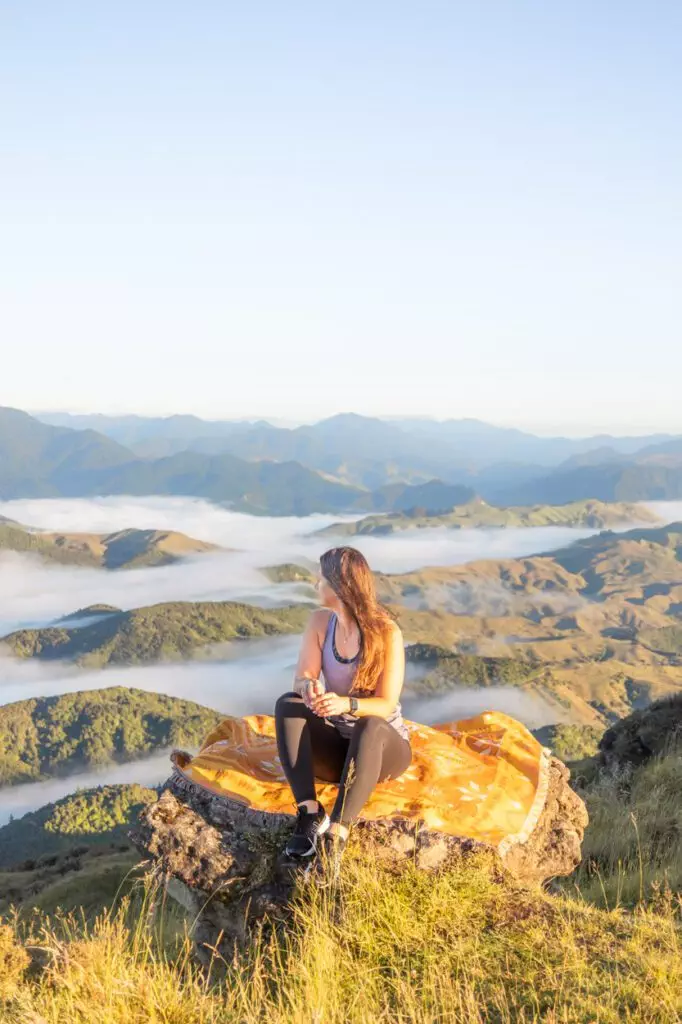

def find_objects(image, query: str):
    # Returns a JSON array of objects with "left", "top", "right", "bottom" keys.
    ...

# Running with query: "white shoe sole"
[{"left": 285, "top": 812, "right": 331, "bottom": 858}]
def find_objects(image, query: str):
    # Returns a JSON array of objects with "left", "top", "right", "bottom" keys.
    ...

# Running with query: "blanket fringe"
[{"left": 496, "top": 745, "right": 552, "bottom": 858}]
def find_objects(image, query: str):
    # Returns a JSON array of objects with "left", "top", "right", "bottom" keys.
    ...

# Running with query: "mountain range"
[
  {"left": 0, "top": 407, "right": 473, "bottom": 514},
  {"left": 3, "top": 405, "right": 682, "bottom": 512}
]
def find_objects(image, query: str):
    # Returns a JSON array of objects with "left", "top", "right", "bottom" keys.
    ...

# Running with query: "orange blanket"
[{"left": 173, "top": 711, "right": 551, "bottom": 856}]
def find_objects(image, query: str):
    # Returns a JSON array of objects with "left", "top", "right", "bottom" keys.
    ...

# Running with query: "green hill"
[
  {"left": 58, "top": 604, "right": 122, "bottom": 622},
  {"left": 404, "top": 642, "right": 538, "bottom": 693},
  {"left": 1, "top": 600, "right": 311, "bottom": 667},
  {"left": 261, "top": 563, "right": 317, "bottom": 584},
  {"left": 0, "top": 522, "right": 220, "bottom": 569},
  {"left": 316, "top": 498, "right": 659, "bottom": 537},
  {"left": 530, "top": 722, "right": 602, "bottom": 761},
  {"left": 557, "top": 692, "right": 682, "bottom": 910},
  {"left": 546, "top": 520, "right": 682, "bottom": 592},
  {"left": 0, "top": 687, "right": 223, "bottom": 786},
  {"left": 0, "top": 784, "right": 158, "bottom": 869}
]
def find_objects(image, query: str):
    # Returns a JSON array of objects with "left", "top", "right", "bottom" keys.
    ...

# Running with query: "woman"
[{"left": 274, "top": 546, "right": 412, "bottom": 884}]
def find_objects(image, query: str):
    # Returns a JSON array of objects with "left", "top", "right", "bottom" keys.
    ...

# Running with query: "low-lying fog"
[
  {"left": 0, "top": 634, "right": 562, "bottom": 824},
  {"left": 0, "top": 495, "right": 674, "bottom": 822},
  {"left": 0, "top": 496, "right": 674, "bottom": 634},
  {"left": 0, "top": 751, "right": 175, "bottom": 826}
]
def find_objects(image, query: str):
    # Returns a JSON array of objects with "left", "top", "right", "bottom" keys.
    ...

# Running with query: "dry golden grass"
[
  {"left": 1, "top": 838, "right": 680, "bottom": 1024},
  {"left": 560, "top": 744, "right": 682, "bottom": 915}
]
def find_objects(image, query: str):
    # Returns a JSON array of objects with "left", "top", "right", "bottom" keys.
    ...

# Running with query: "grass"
[
  {"left": 2, "top": 730, "right": 682, "bottom": 1021},
  {"left": 557, "top": 738, "right": 682, "bottom": 911},
  {"left": 1, "top": 841, "right": 681, "bottom": 1023}
]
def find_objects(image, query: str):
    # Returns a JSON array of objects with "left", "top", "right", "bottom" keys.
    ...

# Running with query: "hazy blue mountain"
[
  {"left": 352, "top": 478, "right": 474, "bottom": 512},
  {"left": 0, "top": 407, "right": 134, "bottom": 498},
  {"left": 37, "top": 411, "right": 270, "bottom": 446},
  {"left": 389, "top": 417, "right": 678, "bottom": 466},
  {"left": 36, "top": 410, "right": 680, "bottom": 490},
  {"left": 0, "top": 408, "right": 365, "bottom": 512},
  {"left": 13, "top": 407, "right": 682, "bottom": 508},
  {"left": 500, "top": 456, "right": 682, "bottom": 504}
]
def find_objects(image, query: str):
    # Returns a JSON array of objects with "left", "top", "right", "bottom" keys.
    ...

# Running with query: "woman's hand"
[
  {"left": 311, "top": 692, "right": 350, "bottom": 717},
  {"left": 299, "top": 678, "right": 324, "bottom": 708}
]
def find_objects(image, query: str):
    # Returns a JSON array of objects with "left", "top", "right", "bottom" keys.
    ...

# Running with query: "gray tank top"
[{"left": 320, "top": 612, "right": 409, "bottom": 742}]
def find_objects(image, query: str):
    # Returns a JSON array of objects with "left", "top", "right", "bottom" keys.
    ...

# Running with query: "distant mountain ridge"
[
  {"left": 40, "top": 409, "right": 678, "bottom": 467},
  {"left": 6, "top": 406, "right": 682, "bottom": 508},
  {"left": 0, "top": 407, "right": 474, "bottom": 513}
]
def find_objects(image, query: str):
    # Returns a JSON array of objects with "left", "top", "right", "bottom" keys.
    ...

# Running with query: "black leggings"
[{"left": 274, "top": 691, "right": 412, "bottom": 825}]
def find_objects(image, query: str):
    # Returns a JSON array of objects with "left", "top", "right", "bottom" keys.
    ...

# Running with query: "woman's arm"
[
  {"left": 351, "top": 622, "right": 405, "bottom": 718},
  {"left": 291, "top": 611, "right": 325, "bottom": 698}
]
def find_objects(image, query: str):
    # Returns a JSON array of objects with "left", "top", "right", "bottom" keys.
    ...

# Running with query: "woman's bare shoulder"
[
  {"left": 307, "top": 608, "right": 333, "bottom": 636},
  {"left": 386, "top": 618, "right": 404, "bottom": 642}
]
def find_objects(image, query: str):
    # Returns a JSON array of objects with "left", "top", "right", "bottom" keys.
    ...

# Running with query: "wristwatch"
[{"left": 348, "top": 696, "right": 359, "bottom": 716}]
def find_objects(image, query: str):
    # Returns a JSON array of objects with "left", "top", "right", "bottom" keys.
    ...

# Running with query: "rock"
[
  {"left": 598, "top": 692, "right": 682, "bottom": 771},
  {"left": 130, "top": 752, "right": 587, "bottom": 963}
]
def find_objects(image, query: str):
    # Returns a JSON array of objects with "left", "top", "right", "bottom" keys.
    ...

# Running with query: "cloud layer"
[
  {"left": 3, "top": 494, "right": 674, "bottom": 633},
  {"left": 2, "top": 495, "right": 679, "bottom": 821}
]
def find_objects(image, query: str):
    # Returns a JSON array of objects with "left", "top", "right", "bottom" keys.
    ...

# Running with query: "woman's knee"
[
  {"left": 275, "top": 691, "right": 305, "bottom": 715},
  {"left": 351, "top": 715, "right": 389, "bottom": 741}
]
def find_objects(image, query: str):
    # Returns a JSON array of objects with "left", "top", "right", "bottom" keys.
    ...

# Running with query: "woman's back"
[{"left": 320, "top": 611, "right": 408, "bottom": 741}]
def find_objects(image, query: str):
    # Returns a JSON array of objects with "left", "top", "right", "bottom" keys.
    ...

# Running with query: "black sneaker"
[{"left": 285, "top": 802, "right": 330, "bottom": 858}]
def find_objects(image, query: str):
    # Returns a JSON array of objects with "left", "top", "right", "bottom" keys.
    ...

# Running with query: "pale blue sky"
[{"left": 2, "top": 2, "right": 680, "bottom": 434}]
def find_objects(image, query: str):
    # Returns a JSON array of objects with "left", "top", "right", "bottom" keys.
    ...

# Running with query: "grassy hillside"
[
  {"left": 318, "top": 498, "right": 660, "bottom": 537},
  {"left": 0, "top": 522, "right": 219, "bottom": 568},
  {"left": 1, "top": 698, "right": 681, "bottom": 1019},
  {"left": 1, "top": 600, "right": 311, "bottom": 667},
  {"left": 375, "top": 520, "right": 682, "bottom": 726},
  {"left": 0, "top": 687, "right": 223, "bottom": 786},
  {"left": 556, "top": 696, "right": 682, "bottom": 911},
  {"left": 0, "top": 848, "right": 144, "bottom": 921},
  {"left": 0, "top": 842, "right": 679, "bottom": 1021}
]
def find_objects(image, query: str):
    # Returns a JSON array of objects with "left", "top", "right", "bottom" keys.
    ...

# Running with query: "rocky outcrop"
[
  {"left": 130, "top": 752, "right": 588, "bottom": 963},
  {"left": 598, "top": 692, "right": 682, "bottom": 770}
]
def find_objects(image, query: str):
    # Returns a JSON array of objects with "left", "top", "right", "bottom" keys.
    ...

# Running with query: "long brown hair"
[{"left": 319, "top": 546, "right": 395, "bottom": 695}]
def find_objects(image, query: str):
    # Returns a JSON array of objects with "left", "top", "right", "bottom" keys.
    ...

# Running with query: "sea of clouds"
[
  {"left": 1, "top": 494, "right": 667, "bottom": 633},
  {"left": 0, "top": 496, "right": 678, "bottom": 820}
]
